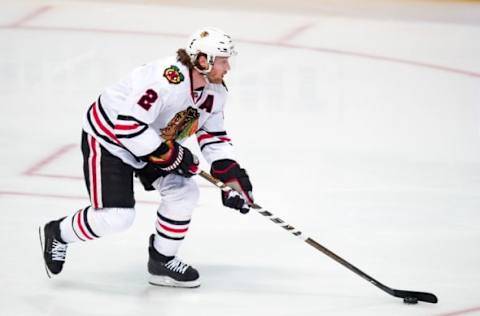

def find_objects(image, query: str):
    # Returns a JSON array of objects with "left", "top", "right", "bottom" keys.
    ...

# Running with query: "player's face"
[{"left": 207, "top": 57, "right": 230, "bottom": 83}]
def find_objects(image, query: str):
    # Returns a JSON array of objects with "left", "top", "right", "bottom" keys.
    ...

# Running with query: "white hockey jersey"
[{"left": 82, "top": 56, "right": 235, "bottom": 169}]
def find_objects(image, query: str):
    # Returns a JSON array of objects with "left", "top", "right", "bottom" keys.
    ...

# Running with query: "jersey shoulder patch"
[{"left": 163, "top": 65, "right": 185, "bottom": 84}]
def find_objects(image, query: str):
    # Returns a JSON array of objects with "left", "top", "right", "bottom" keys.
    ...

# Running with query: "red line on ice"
[
  {"left": 435, "top": 305, "right": 480, "bottom": 316},
  {"left": 1, "top": 24, "right": 478, "bottom": 78},
  {"left": 23, "top": 144, "right": 77, "bottom": 176},
  {"left": 29, "top": 173, "right": 83, "bottom": 180},
  {"left": 8, "top": 6, "right": 52, "bottom": 27},
  {"left": 276, "top": 22, "right": 315, "bottom": 44},
  {"left": 0, "top": 190, "right": 159, "bottom": 205}
]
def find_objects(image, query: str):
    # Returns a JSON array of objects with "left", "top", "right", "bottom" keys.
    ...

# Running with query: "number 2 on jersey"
[{"left": 137, "top": 89, "right": 158, "bottom": 111}]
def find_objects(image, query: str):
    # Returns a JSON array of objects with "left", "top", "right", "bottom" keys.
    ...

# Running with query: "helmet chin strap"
[
  {"left": 194, "top": 65, "right": 211, "bottom": 84},
  {"left": 193, "top": 54, "right": 215, "bottom": 84},
  {"left": 193, "top": 61, "right": 213, "bottom": 84},
  {"left": 202, "top": 73, "right": 210, "bottom": 84}
]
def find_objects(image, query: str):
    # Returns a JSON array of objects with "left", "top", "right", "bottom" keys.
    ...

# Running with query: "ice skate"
[
  {"left": 39, "top": 219, "right": 68, "bottom": 278},
  {"left": 147, "top": 234, "right": 200, "bottom": 288}
]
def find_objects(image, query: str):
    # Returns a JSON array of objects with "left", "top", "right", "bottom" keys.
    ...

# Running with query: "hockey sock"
[
  {"left": 59, "top": 206, "right": 135, "bottom": 243},
  {"left": 153, "top": 212, "right": 191, "bottom": 257}
]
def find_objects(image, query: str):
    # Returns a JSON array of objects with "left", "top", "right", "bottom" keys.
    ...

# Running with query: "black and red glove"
[
  {"left": 145, "top": 140, "right": 199, "bottom": 178},
  {"left": 211, "top": 159, "right": 253, "bottom": 214}
]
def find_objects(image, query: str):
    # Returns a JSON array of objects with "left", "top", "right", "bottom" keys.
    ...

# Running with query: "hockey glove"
[
  {"left": 146, "top": 141, "right": 199, "bottom": 178},
  {"left": 211, "top": 159, "right": 253, "bottom": 214}
]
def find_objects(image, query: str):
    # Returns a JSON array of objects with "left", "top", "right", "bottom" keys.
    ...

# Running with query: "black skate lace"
[
  {"left": 165, "top": 258, "right": 189, "bottom": 274},
  {"left": 51, "top": 240, "right": 67, "bottom": 261}
]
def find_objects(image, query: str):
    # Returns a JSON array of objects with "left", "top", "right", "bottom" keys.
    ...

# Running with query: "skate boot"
[
  {"left": 39, "top": 219, "right": 68, "bottom": 277},
  {"left": 148, "top": 234, "right": 200, "bottom": 288}
]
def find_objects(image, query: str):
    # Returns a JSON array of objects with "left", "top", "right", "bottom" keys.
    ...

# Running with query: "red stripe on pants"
[{"left": 89, "top": 136, "right": 100, "bottom": 209}]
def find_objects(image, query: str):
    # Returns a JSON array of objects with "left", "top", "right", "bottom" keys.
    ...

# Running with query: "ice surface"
[{"left": 1, "top": 1, "right": 479, "bottom": 315}]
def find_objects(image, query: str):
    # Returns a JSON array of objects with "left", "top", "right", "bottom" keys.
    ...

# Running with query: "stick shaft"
[
  {"left": 198, "top": 170, "right": 437, "bottom": 303},
  {"left": 199, "top": 170, "right": 306, "bottom": 239},
  {"left": 199, "top": 171, "right": 388, "bottom": 289}
]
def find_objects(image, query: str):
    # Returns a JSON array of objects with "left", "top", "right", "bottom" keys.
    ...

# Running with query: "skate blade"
[
  {"left": 38, "top": 226, "right": 52, "bottom": 279},
  {"left": 149, "top": 275, "right": 200, "bottom": 288}
]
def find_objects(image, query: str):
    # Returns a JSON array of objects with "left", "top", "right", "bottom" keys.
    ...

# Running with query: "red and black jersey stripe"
[
  {"left": 114, "top": 115, "right": 148, "bottom": 139},
  {"left": 86, "top": 98, "right": 123, "bottom": 148},
  {"left": 85, "top": 97, "right": 145, "bottom": 162},
  {"left": 196, "top": 129, "right": 232, "bottom": 151}
]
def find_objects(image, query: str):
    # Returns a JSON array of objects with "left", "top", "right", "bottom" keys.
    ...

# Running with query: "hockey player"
[{"left": 39, "top": 27, "right": 254, "bottom": 288}]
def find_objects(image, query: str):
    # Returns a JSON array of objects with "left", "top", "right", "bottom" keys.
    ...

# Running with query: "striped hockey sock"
[
  {"left": 153, "top": 212, "right": 191, "bottom": 257},
  {"left": 60, "top": 207, "right": 100, "bottom": 242}
]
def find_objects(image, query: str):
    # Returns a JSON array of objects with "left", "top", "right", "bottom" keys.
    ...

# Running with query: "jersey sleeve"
[
  {"left": 113, "top": 116, "right": 162, "bottom": 157},
  {"left": 196, "top": 109, "right": 236, "bottom": 165},
  {"left": 113, "top": 86, "right": 165, "bottom": 157}
]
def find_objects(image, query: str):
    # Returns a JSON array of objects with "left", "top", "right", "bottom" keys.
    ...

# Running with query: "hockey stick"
[{"left": 198, "top": 170, "right": 438, "bottom": 304}]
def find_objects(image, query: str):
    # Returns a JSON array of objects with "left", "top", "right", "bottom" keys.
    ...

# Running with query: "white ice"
[{"left": 1, "top": 0, "right": 480, "bottom": 315}]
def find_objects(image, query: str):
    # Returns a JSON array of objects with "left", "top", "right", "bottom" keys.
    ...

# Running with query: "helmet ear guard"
[
  {"left": 191, "top": 53, "right": 213, "bottom": 74},
  {"left": 186, "top": 27, "right": 237, "bottom": 75}
]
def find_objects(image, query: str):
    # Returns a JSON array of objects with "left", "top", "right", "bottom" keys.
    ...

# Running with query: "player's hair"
[
  {"left": 176, "top": 49, "right": 193, "bottom": 69},
  {"left": 176, "top": 48, "right": 207, "bottom": 71}
]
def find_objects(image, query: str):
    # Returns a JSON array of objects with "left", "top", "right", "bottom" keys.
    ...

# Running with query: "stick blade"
[{"left": 393, "top": 289, "right": 438, "bottom": 303}]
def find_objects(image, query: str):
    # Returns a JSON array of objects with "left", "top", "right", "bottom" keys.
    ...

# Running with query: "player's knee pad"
[
  {"left": 155, "top": 175, "right": 199, "bottom": 217},
  {"left": 88, "top": 207, "right": 136, "bottom": 236}
]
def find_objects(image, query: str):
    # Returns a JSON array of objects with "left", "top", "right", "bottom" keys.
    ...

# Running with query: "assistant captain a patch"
[{"left": 163, "top": 65, "right": 185, "bottom": 84}]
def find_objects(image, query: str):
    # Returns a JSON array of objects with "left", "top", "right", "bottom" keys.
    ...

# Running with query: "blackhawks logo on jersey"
[
  {"left": 161, "top": 107, "right": 199, "bottom": 141},
  {"left": 163, "top": 65, "right": 185, "bottom": 84}
]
